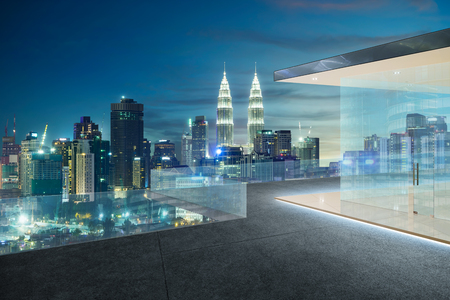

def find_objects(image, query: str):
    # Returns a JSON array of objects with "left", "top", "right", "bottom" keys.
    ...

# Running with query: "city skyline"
[{"left": 1, "top": 1, "right": 450, "bottom": 161}]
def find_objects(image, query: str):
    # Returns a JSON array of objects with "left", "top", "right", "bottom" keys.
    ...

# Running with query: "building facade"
[
  {"left": 247, "top": 67, "right": 264, "bottom": 149},
  {"left": 151, "top": 140, "right": 179, "bottom": 169},
  {"left": 192, "top": 116, "right": 209, "bottom": 160},
  {"left": 73, "top": 116, "right": 101, "bottom": 140},
  {"left": 275, "top": 130, "right": 291, "bottom": 156},
  {"left": 216, "top": 67, "right": 234, "bottom": 147},
  {"left": 110, "top": 97, "right": 144, "bottom": 189},
  {"left": 181, "top": 132, "right": 193, "bottom": 166},
  {"left": 75, "top": 153, "right": 95, "bottom": 195},
  {"left": 254, "top": 130, "right": 275, "bottom": 157},
  {"left": 132, "top": 157, "right": 146, "bottom": 189}
]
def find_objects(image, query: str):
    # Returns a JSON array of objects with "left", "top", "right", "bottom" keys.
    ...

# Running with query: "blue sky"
[{"left": 1, "top": 0, "right": 450, "bottom": 160}]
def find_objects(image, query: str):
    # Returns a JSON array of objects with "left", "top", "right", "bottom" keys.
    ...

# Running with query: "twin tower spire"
[{"left": 216, "top": 63, "right": 264, "bottom": 149}]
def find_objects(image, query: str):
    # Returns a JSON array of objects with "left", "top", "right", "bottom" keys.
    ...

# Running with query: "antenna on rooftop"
[
  {"left": 101, "top": 112, "right": 105, "bottom": 134},
  {"left": 13, "top": 115, "right": 16, "bottom": 142},
  {"left": 4, "top": 119, "right": 8, "bottom": 137}
]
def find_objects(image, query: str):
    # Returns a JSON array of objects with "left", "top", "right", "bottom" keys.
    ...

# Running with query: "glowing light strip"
[{"left": 277, "top": 199, "right": 450, "bottom": 248}]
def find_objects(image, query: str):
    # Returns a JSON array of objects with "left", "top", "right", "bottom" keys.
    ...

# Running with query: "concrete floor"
[{"left": 2, "top": 177, "right": 450, "bottom": 299}]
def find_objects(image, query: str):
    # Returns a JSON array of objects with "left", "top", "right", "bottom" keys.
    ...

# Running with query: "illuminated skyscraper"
[
  {"left": 73, "top": 116, "right": 101, "bottom": 140},
  {"left": 76, "top": 152, "right": 95, "bottom": 195},
  {"left": 181, "top": 132, "right": 193, "bottom": 166},
  {"left": 247, "top": 64, "right": 264, "bottom": 148},
  {"left": 275, "top": 130, "right": 292, "bottom": 156},
  {"left": 192, "top": 116, "right": 209, "bottom": 160},
  {"left": 151, "top": 140, "right": 179, "bottom": 169},
  {"left": 216, "top": 64, "right": 234, "bottom": 147},
  {"left": 111, "top": 97, "right": 144, "bottom": 189}
]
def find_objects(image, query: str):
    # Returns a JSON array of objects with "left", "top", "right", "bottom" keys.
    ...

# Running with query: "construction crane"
[{"left": 39, "top": 123, "right": 48, "bottom": 151}]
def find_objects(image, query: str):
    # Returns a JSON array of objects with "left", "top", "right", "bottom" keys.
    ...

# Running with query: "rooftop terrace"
[{"left": 2, "top": 178, "right": 450, "bottom": 299}]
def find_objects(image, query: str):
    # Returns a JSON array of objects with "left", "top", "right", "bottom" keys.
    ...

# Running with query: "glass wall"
[{"left": 341, "top": 62, "right": 450, "bottom": 219}]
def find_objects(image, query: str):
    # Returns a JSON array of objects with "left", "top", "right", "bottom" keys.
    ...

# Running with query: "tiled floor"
[{"left": 275, "top": 191, "right": 450, "bottom": 244}]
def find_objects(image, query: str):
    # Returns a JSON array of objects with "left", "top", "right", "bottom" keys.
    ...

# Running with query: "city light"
[
  {"left": 99, "top": 214, "right": 104, "bottom": 219},
  {"left": 216, "top": 149, "right": 222, "bottom": 155},
  {"left": 19, "top": 215, "right": 28, "bottom": 224},
  {"left": 38, "top": 150, "right": 44, "bottom": 154}
]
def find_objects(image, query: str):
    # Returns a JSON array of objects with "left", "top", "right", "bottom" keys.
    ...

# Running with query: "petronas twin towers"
[{"left": 216, "top": 63, "right": 264, "bottom": 149}]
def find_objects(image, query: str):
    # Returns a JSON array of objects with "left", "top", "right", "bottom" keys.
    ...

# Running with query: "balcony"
[{"left": 2, "top": 177, "right": 450, "bottom": 299}]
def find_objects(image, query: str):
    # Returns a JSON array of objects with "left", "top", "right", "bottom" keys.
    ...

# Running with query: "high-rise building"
[
  {"left": 390, "top": 133, "right": 412, "bottom": 173},
  {"left": 90, "top": 138, "right": 110, "bottom": 193},
  {"left": 297, "top": 136, "right": 319, "bottom": 167},
  {"left": 73, "top": 116, "right": 110, "bottom": 192},
  {"left": 1, "top": 128, "right": 20, "bottom": 190},
  {"left": 364, "top": 134, "right": 380, "bottom": 152},
  {"left": 181, "top": 132, "right": 193, "bottom": 166},
  {"left": 111, "top": 97, "right": 144, "bottom": 189},
  {"left": 406, "top": 113, "right": 428, "bottom": 162},
  {"left": 254, "top": 130, "right": 275, "bottom": 156},
  {"left": 142, "top": 139, "right": 151, "bottom": 188},
  {"left": 68, "top": 139, "right": 90, "bottom": 194},
  {"left": 192, "top": 116, "right": 209, "bottom": 160},
  {"left": 52, "top": 138, "right": 71, "bottom": 167},
  {"left": 216, "top": 65, "right": 234, "bottom": 147},
  {"left": 216, "top": 146, "right": 243, "bottom": 178},
  {"left": 151, "top": 140, "right": 179, "bottom": 169},
  {"left": 20, "top": 132, "right": 40, "bottom": 153},
  {"left": 275, "top": 130, "right": 292, "bottom": 156},
  {"left": 73, "top": 116, "right": 101, "bottom": 140},
  {"left": 247, "top": 65, "right": 264, "bottom": 149},
  {"left": 20, "top": 151, "right": 62, "bottom": 196},
  {"left": 132, "top": 157, "right": 146, "bottom": 189},
  {"left": 379, "top": 137, "right": 390, "bottom": 173},
  {"left": 19, "top": 132, "right": 40, "bottom": 195},
  {"left": 2, "top": 136, "right": 20, "bottom": 164},
  {"left": 427, "top": 116, "right": 447, "bottom": 133},
  {"left": 62, "top": 166, "right": 69, "bottom": 202},
  {"left": 1, "top": 155, "right": 18, "bottom": 190},
  {"left": 76, "top": 152, "right": 95, "bottom": 195}
]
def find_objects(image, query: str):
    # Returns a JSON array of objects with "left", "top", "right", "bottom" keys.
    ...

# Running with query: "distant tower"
[
  {"left": 73, "top": 116, "right": 101, "bottom": 140},
  {"left": 192, "top": 116, "right": 209, "bottom": 160},
  {"left": 247, "top": 63, "right": 264, "bottom": 148},
  {"left": 111, "top": 97, "right": 144, "bottom": 189},
  {"left": 216, "top": 63, "right": 234, "bottom": 147}
]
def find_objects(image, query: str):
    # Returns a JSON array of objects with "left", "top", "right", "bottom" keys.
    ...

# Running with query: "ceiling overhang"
[{"left": 274, "top": 28, "right": 450, "bottom": 87}]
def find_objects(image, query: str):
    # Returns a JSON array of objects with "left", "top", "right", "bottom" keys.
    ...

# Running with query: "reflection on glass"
[{"left": 340, "top": 61, "right": 450, "bottom": 219}]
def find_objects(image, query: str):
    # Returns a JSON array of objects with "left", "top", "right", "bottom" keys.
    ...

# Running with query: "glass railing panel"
[
  {"left": 151, "top": 166, "right": 246, "bottom": 218},
  {"left": 0, "top": 186, "right": 245, "bottom": 255}
]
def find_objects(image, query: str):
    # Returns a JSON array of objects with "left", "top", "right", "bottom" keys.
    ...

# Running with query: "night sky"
[{"left": 1, "top": 0, "right": 450, "bottom": 161}]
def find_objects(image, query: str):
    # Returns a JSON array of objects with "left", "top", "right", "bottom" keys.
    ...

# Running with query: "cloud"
[
  {"left": 265, "top": 0, "right": 437, "bottom": 12},
  {"left": 196, "top": 29, "right": 427, "bottom": 54},
  {"left": 405, "top": 0, "right": 438, "bottom": 11},
  {"left": 267, "top": 0, "right": 386, "bottom": 11}
]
